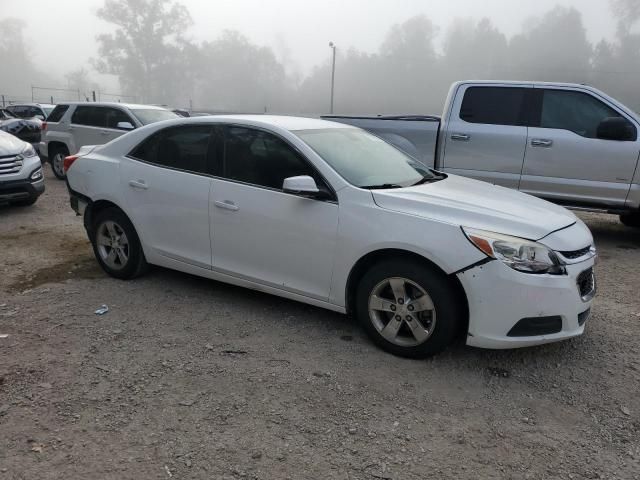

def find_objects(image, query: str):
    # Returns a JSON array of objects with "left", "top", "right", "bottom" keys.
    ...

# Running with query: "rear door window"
[
  {"left": 129, "top": 125, "right": 213, "bottom": 175},
  {"left": 460, "top": 87, "right": 528, "bottom": 126},
  {"left": 71, "top": 106, "right": 108, "bottom": 127}
]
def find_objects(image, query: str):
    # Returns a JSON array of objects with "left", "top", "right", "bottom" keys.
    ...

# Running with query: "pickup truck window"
[
  {"left": 537, "top": 90, "right": 633, "bottom": 139},
  {"left": 460, "top": 87, "right": 528, "bottom": 126},
  {"left": 295, "top": 128, "right": 433, "bottom": 188}
]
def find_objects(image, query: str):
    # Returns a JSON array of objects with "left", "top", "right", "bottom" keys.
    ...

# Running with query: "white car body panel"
[{"left": 66, "top": 115, "right": 597, "bottom": 350}]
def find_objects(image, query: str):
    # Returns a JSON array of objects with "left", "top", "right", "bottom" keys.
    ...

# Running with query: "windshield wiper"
[
  {"left": 360, "top": 183, "right": 405, "bottom": 190},
  {"left": 411, "top": 173, "right": 446, "bottom": 186}
]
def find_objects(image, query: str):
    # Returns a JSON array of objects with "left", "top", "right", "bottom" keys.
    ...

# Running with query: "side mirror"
[
  {"left": 597, "top": 117, "right": 636, "bottom": 141},
  {"left": 116, "top": 121, "right": 135, "bottom": 131},
  {"left": 282, "top": 175, "right": 320, "bottom": 195}
]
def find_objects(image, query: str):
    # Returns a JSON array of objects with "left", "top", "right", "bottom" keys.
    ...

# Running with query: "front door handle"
[
  {"left": 531, "top": 138, "right": 553, "bottom": 148},
  {"left": 451, "top": 133, "right": 470, "bottom": 141},
  {"left": 214, "top": 200, "right": 239, "bottom": 211},
  {"left": 128, "top": 180, "right": 148, "bottom": 190}
]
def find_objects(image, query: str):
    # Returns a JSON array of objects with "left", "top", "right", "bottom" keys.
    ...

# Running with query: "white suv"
[{"left": 40, "top": 102, "right": 178, "bottom": 179}]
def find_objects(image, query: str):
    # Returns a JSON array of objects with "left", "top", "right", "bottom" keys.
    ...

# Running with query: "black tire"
[
  {"left": 10, "top": 196, "right": 38, "bottom": 207},
  {"left": 620, "top": 212, "right": 640, "bottom": 228},
  {"left": 50, "top": 145, "right": 69, "bottom": 180},
  {"left": 91, "top": 207, "right": 148, "bottom": 279},
  {"left": 355, "top": 259, "right": 462, "bottom": 358}
]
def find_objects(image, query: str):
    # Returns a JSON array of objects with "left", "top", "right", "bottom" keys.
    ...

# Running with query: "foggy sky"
[{"left": 0, "top": 0, "right": 618, "bottom": 87}]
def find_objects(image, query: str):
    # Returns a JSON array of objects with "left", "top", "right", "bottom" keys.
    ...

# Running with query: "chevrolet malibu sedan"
[{"left": 65, "top": 116, "right": 596, "bottom": 357}]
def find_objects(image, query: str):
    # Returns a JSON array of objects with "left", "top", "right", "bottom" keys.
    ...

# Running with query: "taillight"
[
  {"left": 41, "top": 121, "right": 47, "bottom": 132},
  {"left": 63, "top": 155, "right": 79, "bottom": 172}
]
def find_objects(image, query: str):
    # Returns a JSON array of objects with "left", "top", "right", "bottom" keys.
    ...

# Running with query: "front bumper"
[
  {"left": 0, "top": 177, "right": 45, "bottom": 202},
  {"left": 457, "top": 258, "right": 596, "bottom": 349}
]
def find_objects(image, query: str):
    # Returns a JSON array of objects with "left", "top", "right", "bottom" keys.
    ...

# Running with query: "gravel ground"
[{"left": 1, "top": 167, "right": 639, "bottom": 479}]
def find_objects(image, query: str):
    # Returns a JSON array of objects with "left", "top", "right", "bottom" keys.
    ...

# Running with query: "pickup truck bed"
[{"left": 321, "top": 115, "right": 440, "bottom": 167}]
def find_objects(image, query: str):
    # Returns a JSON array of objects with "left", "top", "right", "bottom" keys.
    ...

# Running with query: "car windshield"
[
  {"left": 130, "top": 109, "right": 179, "bottom": 125},
  {"left": 295, "top": 128, "right": 436, "bottom": 188}
]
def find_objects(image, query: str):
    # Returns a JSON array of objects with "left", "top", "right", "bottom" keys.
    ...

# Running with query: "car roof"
[
  {"left": 56, "top": 102, "right": 168, "bottom": 110},
  {"left": 172, "top": 114, "right": 355, "bottom": 132},
  {"left": 8, "top": 103, "right": 55, "bottom": 108}
]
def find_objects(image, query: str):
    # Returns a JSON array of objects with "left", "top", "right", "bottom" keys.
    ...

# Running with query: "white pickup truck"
[{"left": 324, "top": 81, "right": 640, "bottom": 227}]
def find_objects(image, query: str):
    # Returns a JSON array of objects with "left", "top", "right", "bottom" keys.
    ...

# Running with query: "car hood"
[
  {"left": 0, "top": 130, "right": 27, "bottom": 156},
  {"left": 372, "top": 174, "right": 577, "bottom": 241}
]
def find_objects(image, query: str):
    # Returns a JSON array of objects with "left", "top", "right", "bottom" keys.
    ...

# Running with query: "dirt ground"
[{"left": 1, "top": 167, "right": 639, "bottom": 480}]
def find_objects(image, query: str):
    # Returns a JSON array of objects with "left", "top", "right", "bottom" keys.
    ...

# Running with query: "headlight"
[
  {"left": 462, "top": 227, "right": 565, "bottom": 275},
  {"left": 30, "top": 167, "right": 43, "bottom": 181},
  {"left": 21, "top": 143, "right": 37, "bottom": 158}
]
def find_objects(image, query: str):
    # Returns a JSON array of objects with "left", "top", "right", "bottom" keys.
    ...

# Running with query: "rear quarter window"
[{"left": 47, "top": 105, "right": 69, "bottom": 122}]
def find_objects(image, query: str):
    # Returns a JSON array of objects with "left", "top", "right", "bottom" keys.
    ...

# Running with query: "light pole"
[{"left": 329, "top": 42, "right": 336, "bottom": 114}]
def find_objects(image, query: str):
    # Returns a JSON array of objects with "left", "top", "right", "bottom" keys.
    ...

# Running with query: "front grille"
[
  {"left": 559, "top": 245, "right": 591, "bottom": 260},
  {"left": 577, "top": 268, "right": 595, "bottom": 299},
  {"left": 0, "top": 155, "right": 23, "bottom": 175}
]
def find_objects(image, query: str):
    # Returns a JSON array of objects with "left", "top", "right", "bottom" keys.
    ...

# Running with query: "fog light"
[{"left": 30, "top": 167, "right": 43, "bottom": 181}]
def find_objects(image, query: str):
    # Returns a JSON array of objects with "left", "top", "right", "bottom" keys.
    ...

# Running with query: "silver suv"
[
  {"left": 40, "top": 103, "right": 178, "bottom": 179},
  {"left": 0, "top": 130, "right": 44, "bottom": 206}
]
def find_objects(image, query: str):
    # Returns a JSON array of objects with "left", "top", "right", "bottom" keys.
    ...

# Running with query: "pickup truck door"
[
  {"left": 441, "top": 85, "right": 531, "bottom": 189},
  {"left": 519, "top": 87, "right": 640, "bottom": 208}
]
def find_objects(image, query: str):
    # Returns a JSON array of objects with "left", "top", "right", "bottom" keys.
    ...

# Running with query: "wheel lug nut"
[
  {"left": 390, "top": 305, "right": 396, "bottom": 311},
  {"left": 406, "top": 316, "right": 412, "bottom": 321},
  {"left": 408, "top": 305, "right": 414, "bottom": 311},
  {"left": 395, "top": 315, "right": 402, "bottom": 321},
  {"left": 398, "top": 299, "right": 404, "bottom": 305}
]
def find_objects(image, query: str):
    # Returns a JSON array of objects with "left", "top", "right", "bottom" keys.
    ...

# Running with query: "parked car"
[
  {"left": 0, "top": 109, "right": 44, "bottom": 151},
  {"left": 5, "top": 103, "right": 55, "bottom": 121},
  {"left": 64, "top": 115, "right": 596, "bottom": 358},
  {"left": 40, "top": 102, "right": 179, "bottom": 179},
  {"left": 0, "top": 130, "right": 44, "bottom": 206},
  {"left": 325, "top": 81, "right": 640, "bottom": 228}
]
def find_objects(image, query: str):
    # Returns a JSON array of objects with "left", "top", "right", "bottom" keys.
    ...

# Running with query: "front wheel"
[
  {"left": 620, "top": 212, "right": 640, "bottom": 228},
  {"left": 356, "top": 260, "right": 462, "bottom": 358},
  {"left": 91, "top": 208, "right": 148, "bottom": 279}
]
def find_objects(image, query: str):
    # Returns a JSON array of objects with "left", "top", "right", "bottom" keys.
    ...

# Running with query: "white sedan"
[{"left": 64, "top": 116, "right": 596, "bottom": 357}]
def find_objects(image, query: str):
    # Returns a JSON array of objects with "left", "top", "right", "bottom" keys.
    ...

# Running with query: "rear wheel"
[
  {"left": 620, "top": 212, "right": 640, "bottom": 228},
  {"left": 50, "top": 146, "right": 69, "bottom": 180},
  {"left": 91, "top": 208, "right": 148, "bottom": 279},
  {"left": 356, "top": 259, "right": 462, "bottom": 358}
]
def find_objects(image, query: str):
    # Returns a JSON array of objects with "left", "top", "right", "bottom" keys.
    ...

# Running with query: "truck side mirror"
[{"left": 597, "top": 117, "right": 636, "bottom": 141}]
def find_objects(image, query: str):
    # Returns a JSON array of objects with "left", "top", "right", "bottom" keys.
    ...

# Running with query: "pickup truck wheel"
[
  {"left": 356, "top": 259, "right": 461, "bottom": 358},
  {"left": 50, "top": 147, "right": 69, "bottom": 180},
  {"left": 91, "top": 208, "right": 148, "bottom": 279},
  {"left": 620, "top": 213, "right": 640, "bottom": 228}
]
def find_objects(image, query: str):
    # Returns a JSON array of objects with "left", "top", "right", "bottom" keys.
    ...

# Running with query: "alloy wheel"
[
  {"left": 368, "top": 277, "right": 437, "bottom": 347},
  {"left": 96, "top": 220, "right": 130, "bottom": 270}
]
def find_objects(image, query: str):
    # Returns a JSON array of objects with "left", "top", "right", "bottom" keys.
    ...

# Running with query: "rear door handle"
[
  {"left": 451, "top": 133, "right": 470, "bottom": 141},
  {"left": 531, "top": 138, "right": 553, "bottom": 147},
  {"left": 128, "top": 180, "right": 148, "bottom": 190},
  {"left": 214, "top": 200, "right": 239, "bottom": 211}
]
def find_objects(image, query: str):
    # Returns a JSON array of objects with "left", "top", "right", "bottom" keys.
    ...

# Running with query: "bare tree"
[{"left": 93, "top": 0, "right": 192, "bottom": 104}]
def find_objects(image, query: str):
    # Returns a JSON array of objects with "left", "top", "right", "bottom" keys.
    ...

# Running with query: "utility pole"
[{"left": 329, "top": 42, "right": 336, "bottom": 114}]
